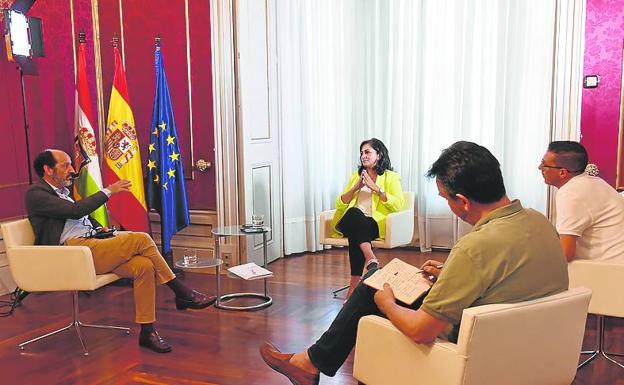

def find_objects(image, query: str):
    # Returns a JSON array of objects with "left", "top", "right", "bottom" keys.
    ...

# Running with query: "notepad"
[
  {"left": 227, "top": 262, "right": 273, "bottom": 280},
  {"left": 363, "top": 258, "right": 431, "bottom": 305}
]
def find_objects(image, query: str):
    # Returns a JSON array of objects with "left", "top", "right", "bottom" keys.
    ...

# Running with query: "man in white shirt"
[{"left": 539, "top": 141, "right": 624, "bottom": 261}]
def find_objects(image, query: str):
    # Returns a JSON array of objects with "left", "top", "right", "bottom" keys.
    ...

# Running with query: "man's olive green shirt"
[{"left": 421, "top": 200, "right": 569, "bottom": 332}]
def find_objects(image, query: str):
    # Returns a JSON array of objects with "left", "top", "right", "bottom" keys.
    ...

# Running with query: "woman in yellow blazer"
[{"left": 330, "top": 138, "right": 404, "bottom": 299}]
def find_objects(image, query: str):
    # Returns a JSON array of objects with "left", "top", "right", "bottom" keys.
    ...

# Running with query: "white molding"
[
  {"left": 211, "top": 0, "right": 243, "bottom": 265},
  {"left": 211, "top": 0, "right": 240, "bottom": 229}
]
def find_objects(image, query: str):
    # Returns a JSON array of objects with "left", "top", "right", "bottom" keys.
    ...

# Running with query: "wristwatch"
[{"left": 377, "top": 187, "right": 385, "bottom": 195}]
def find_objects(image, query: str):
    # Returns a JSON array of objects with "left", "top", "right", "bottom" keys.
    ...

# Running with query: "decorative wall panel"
[
  {"left": 251, "top": 164, "right": 273, "bottom": 247},
  {"left": 581, "top": 0, "right": 624, "bottom": 186}
]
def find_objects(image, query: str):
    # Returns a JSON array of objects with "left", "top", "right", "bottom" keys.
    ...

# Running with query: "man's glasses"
[
  {"left": 539, "top": 160, "right": 583, "bottom": 173},
  {"left": 539, "top": 159, "right": 566, "bottom": 170}
]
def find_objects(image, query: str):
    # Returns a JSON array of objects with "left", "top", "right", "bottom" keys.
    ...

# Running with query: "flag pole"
[
  {"left": 146, "top": 35, "right": 190, "bottom": 272},
  {"left": 103, "top": 34, "right": 151, "bottom": 233},
  {"left": 153, "top": 34, "right": 175, "bottom": 268},
  {"left": 154, "top": 34, "right": 169, "bottom": 263}
]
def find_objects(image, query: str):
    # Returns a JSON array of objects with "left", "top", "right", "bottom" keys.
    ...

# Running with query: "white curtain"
[
  {"left": 548, "top": 0, "right": 586, "bottom": 220},
  {"left": 276, "top": 0, "right": 584, "bottom": 255}
]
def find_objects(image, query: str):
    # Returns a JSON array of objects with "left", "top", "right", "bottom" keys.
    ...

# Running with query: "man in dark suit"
[{"left": 26, "top": 149, "right": 215, "bottom": 353}]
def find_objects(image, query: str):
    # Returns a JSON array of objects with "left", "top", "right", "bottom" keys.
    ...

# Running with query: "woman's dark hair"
[
  {"left": 358, "top": 138, "right": 393, "bottom": 175},
  {"left": 426, "top": 141, "right": 506, "bottom": 204},
  {"left": 33, "top": 150, "right": 57, "bottom": 178}
]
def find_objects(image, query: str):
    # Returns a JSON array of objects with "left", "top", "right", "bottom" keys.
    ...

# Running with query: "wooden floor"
[{"left": 0, "top": 248, "right": 622, "bottom": 385}]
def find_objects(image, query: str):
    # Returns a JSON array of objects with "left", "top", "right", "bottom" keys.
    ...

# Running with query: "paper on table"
[
  {"left": 227, "top": 262, "right": 273, "bottom": 280},
  {"left": 240, "top": 226, "right": 264, "bottom": 233},
  {"left": 363, "top": 258, "right": 431, "bottom": 305}
]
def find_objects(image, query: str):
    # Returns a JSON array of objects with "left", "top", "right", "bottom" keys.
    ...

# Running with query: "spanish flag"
[{"left": 102, "top": 46, "right": 150, "bottom": 232}]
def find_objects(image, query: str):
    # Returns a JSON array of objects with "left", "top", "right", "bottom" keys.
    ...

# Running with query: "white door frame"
[{"left": 211, "top": 0, "right": 283, "bottom": 265}]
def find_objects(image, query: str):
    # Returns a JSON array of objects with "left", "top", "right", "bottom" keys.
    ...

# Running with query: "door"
[{"left": 236, "top": 0, "right": 282, "bottom": 265}]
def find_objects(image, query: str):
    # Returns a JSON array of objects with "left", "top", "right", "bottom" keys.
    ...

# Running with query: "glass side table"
[
  {"left": 173, "top": 258, "right": 223, "bottom": 305},
  {"left": 212, "top": 225, "right": 273, "bottom": 311}
]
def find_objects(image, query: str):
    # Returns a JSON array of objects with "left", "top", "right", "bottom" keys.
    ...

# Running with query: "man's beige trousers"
[{"left": 67, "top": 232, "right": 175, "bottom": 323}]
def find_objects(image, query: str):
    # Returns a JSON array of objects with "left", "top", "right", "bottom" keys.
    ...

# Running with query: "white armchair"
[
  {"left": 568, "top": 259, "right": 624, "bottom": 369},
  {"left": 319, "top": 191, "right": 415, "bottom": 249},
  {"left": 353, "top": 288, "right": 591, "bottom": 385},
  {"left": 319, "top": 192, "right": 415, "bottom": 296},
  {"left": 1, "top": 219, "right": 130, "bottom": 356}
]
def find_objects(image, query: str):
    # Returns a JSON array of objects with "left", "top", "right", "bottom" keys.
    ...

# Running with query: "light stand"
[
  {"left": 4, "top": 1, "right": 42, "bottom": 307},
  {"left": 18, "top": 66, "right": 32, "bottom": 184},
  {"left": 15, "top": 67, "right": 31, "bottom": 304}
]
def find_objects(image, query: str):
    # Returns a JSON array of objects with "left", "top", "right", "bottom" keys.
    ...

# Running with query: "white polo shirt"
[{"left": 555, "top": 173, "right": 624, "bottom": 261}]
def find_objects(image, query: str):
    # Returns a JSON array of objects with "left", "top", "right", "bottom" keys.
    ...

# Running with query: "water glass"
[
  {"left": 183, "top": 248, "right": 198, "bottom": 265},
  {"left": 252, "top": 214, "right": 264, "bottom": 227}
]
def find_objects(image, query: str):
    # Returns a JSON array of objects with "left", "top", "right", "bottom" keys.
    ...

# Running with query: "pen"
[
  {"left": 420, "top": 264, "right": 443, "bottom": 271},
  {"left": 421, "top": 264, "right": 443, "bottom": 281}
]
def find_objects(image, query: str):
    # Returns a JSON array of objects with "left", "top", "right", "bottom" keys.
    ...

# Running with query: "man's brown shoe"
[
  {"left": 138, "top": 330, "right": 172, "bottom": 353},
  {"left": 175, "top": 290, "right": 216, "bottom": 310},
  {"left": 259, "top": 342, "right": 320, "bottom": 385}
]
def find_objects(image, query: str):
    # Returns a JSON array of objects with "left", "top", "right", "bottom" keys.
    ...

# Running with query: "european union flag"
[{"left": 146, "top": 45, "right": 190, "bottom": 255}]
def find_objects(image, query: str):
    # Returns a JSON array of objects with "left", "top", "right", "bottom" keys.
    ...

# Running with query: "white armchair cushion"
[
  {"left": 319, "top": 191, "right": 415, "bottom": 248},
  {"left": 354, "top": 316, "right": 466, "bottom": 385},
  {"left": 568, "top": 259, "right": 624, "bottom": 317},
  {"left": 354, "top": 288, "right": 591, "bottom": 385},
  {"left": 8, "top": 246, "right": 102, "bottom": 291},
  {"left": 1, "top": 219, "right": 120, "bottom": 293}
]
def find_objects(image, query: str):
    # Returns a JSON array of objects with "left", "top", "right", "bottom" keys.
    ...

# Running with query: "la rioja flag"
[{"left": 73, "top": 35, "right": 109, "bottom": 226}]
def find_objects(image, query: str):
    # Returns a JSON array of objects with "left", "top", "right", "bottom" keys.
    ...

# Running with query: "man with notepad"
[{"left": 259, "top": 141, "right": 568, "bottom": 385}]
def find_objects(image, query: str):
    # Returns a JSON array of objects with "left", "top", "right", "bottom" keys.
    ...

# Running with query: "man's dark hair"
[
  {"left": 427, "top": 141, "right": 506, "bottom": 204},
  {"left": 547, "top": 141, "right": 588, "bottom": 173},
  {"left": 358, "top": 138, "right": 394, "bottom": 175},
  {"left": 33, "top": 150, "right": 57, "bottom": 178}
]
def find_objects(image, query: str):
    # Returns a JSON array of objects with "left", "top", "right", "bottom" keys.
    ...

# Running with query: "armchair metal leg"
[
  {"left": 578, "top": 315, "right": 624, "bottom": 369},
  {"left": 18, "top": 291, "right": 130, "bottom": 356},
  {"left": 603, "top": 351, "right": 624, "bottom": 369},
  {"left": 73, "top": 319, "right": 89, "bottom": 355},
  {"left": 578, "top": 316, "right": 601, "bottom": 368},
  {"left": 79, "top": 322, "right": 132, "bottom": 333},
  {"left": 18, "top": 324, "right": 73, "bottom": 350},
  {"left": 332, "top": 285, "right": 349, "bottom": 297}
]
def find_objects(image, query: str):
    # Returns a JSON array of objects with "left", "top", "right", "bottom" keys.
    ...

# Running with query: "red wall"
[
  {"left": 0, "top": 43, "right": 29, "bottom": 219},
  {"left": 580, "top": 0, "right": 624, "bottom": 187},
  {"left": 0, "top": 0, "right": 216, "bottom": 221},
  {"left": 98, "top": 0, "right": 217, "bottom": 210},
  {"left": 0, "top": 0, "right": 83, "bottom": 219}
]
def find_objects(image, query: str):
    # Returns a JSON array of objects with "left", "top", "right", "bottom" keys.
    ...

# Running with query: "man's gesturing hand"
[{"left": 107, "top": 180, "right": 132, "bottom": 195}]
